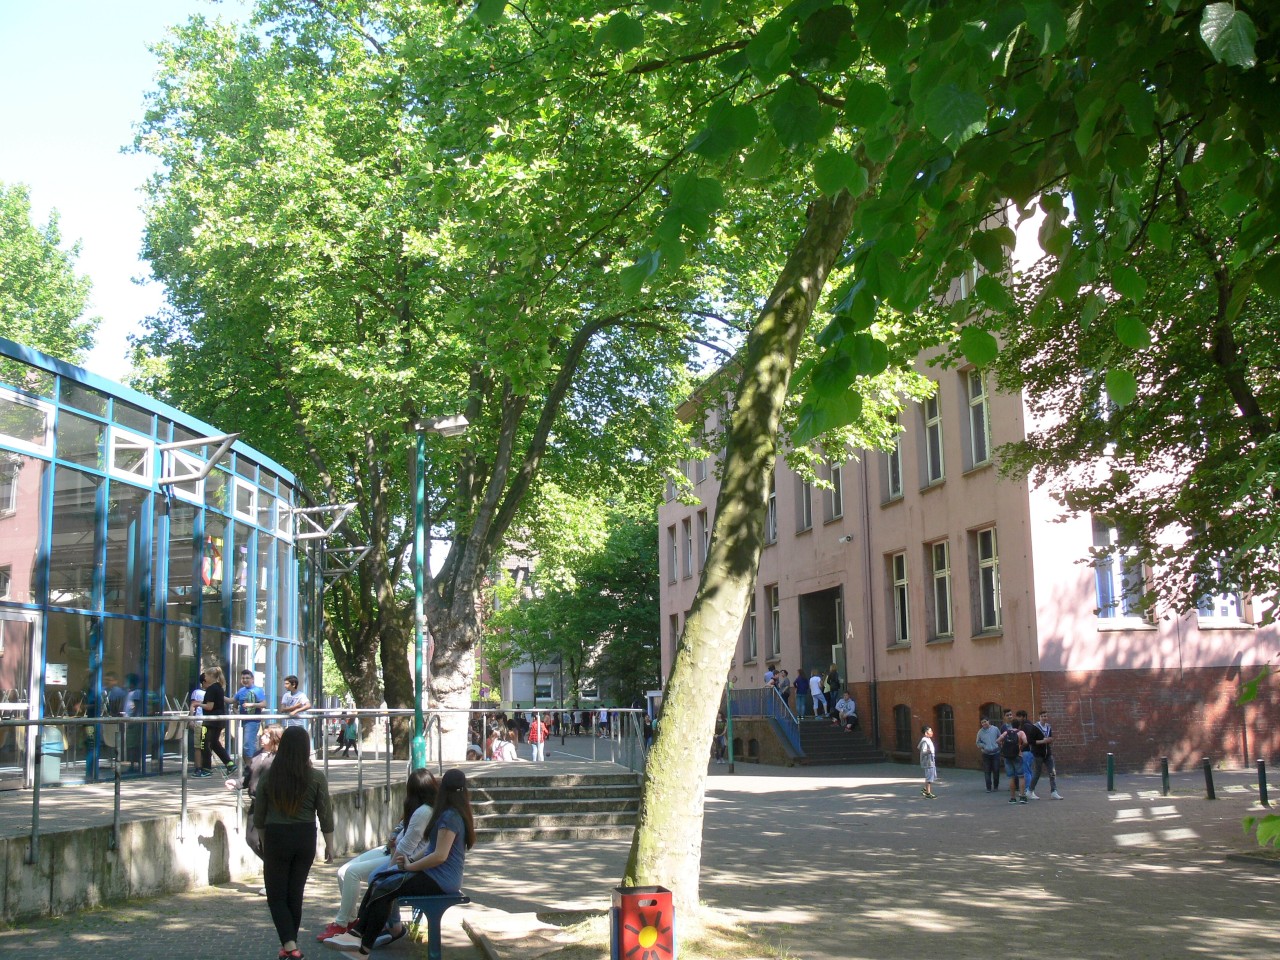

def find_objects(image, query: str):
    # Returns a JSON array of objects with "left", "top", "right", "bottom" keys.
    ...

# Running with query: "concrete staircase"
[
  {"left": 469, "top": 770, "right": 642, "bottom": 843},
  {"left": 795, "top": 718, "right": 887, "bottom": 766}
]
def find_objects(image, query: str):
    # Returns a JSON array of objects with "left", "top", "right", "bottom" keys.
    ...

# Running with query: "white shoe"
[
  {"left": 1051, "top": 790, "right": 1063, "bottom": 799},
  {"left": 325, "top": 932, "right": 362, "bottom": 948},
  {"left": 1028, "top": 791, "right": 1040, "bottom": 800}
]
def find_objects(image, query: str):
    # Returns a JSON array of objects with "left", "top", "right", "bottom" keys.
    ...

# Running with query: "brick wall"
[{"left": 848, "top": 666, "right": 1279, "bottom": 774}]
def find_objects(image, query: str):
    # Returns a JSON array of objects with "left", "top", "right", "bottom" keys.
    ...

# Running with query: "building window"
[
  {"left": 768, "top": 583, "right": 781, "bottom": 658},
  {"left": 664, "top": 474, "right": 676, "bottom": 501},
  {"left": 696, "top": 509, "right": 709, "bottom": 571},
  {"left": 890, "top": 551, "right": 909, "bottom": 645},
  {"left": 163, "top": 449, "right": 205, "bottom": 503},
  {"left": 0, "top": 455, "right": 18, "bottom": 515},
  {"left": 796, "top": 475, "right": 813, "bottom": 532},
  {"left": 928, "top": 540, "right": 953, "bottom": 639},
  {"left": 966, "top": 369, "right": 991, "bottom": 468},
  {"left": 0, "top": 388, "right": 53, "bottom": 455},
  {"left": 669, "top": 613, "right": 680, "bottom": 659},
  {"left": 765, "top": 478, "right": 777, "bottom": 544},
  {"left": 746, "top": 595, "right": 758, "bottom": 662},
  {"left": 1091, "top": 516, "right": 1146, "bottom": 620},
  {"left": 0, "top": 564, "right": 10, "bottom": 600},
  {"left": 681, "top": 517, "right": 693, "bottom": 579},
  {"left": 923, "top": 393, "right": 944, "bottom": 485},
  {"left": 824, "top": 461, "right": 844, "bottom": 521},
  {"left": 1197, "top": 557, "right": 1244, "bottom": 623},
  {"left": 666, "top": 525, "right": 677, "bottom": 583},
  {"left": 894, "top": 704, "right": 913, "bottom": 752},
  {"left": 233, "top": 477, "right": 258, "bottom": 523},
  {"left": 934, "top": 704, "right": 956, "bottom": 754},
  {"left": 980, "top": 702, "right": 1004, "bottom": 724},
  {"left": 694, "top": 457, "right": 708, "bottom": 484},
  {"left": 885, "top": 420, "right": 904, "bottom": 501},
  {"left": 973, "top": 526, "right": 1001, "bottom": 632},
  {"left": 108, "top": 425, "right": 154, "bottom": 484}
]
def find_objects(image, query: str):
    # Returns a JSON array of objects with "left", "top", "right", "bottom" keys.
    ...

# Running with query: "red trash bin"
[{"left": 611, "top": 885, "right": 675, "bottom": 960}]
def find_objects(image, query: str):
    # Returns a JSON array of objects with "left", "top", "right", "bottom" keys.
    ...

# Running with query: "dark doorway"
[{"left": 797, "top": 586, "right": 842, "bottom": 675}]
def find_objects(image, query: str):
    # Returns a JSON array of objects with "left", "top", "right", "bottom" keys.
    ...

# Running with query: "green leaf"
[
  {"left": 844, "top": 78, "right": 892, "bottom": 128},
  {"left": 741, "top": 137, "right": 782, "bottom": 179},
  {"left": 1255, "top": 254, "right": 1280, "bottom": 298},
  {"left": 1257, "top": 814, "right": 1280, "bottom": 848},
  {"left": 1116, "top": 82, "right": 1155, "bottom": 136},
  {"left": 1105, "top": 368, "right": 1138, "bottom": 408},
  {"left": 846, "top": 333, "right": 890, "bottom": 376},
  {"left": 472, "top": 0, "right": 506, "bottom": 25},
  {"left": 922, "top": 83, "right": 987, "bottom": 152},
  {"left": 1199, "top": 3, "right": 1258, "bottom": 69},
  {"left": 1079, "top": 292, "right": 1105, "bottom": 329},
  {"left": 598, "top": 12, "right": 645, "bottom": 52},
  {"left": 690, "top": 100, "right": 760, "bottom": 159},
  {"left": 1236, "top": 665, "right": 1271, "bottom": 705},
  {"left": 974, "top": 274, "right": 1014, "bottom": 312},
  {"left": 1147, "top": 221, "right": 1172, "bottom": 253},
  {"left": 619, "top": 249, "right": 660, "bottom": 296},
  {"left": 747, "top": 18, "right": 794, "bottom": 81},
  {"left": 813, "top": 150, "right": 869, "bottom": 196},
  {"left": 1111, "top": 264, "right": 1147, "bottom": 301},
  {"left": 970, "top": 227, "right": 1014, "bottom": 274},
  {"left": 1022, "top": 0, "right": 1067, "bottom": 54},
  {"left": 1115, "top": 314, "right": 1151, "bottom": 350},
  {"left": 701, "top": 0, "right": 723, "bottom": 19},
  {"left": 648, "top": 0, "right": 677, "bottom": 10},
  {"left": 767, "top": 79, "right": 831, "bottom": 150},
  {"left": 958, "top": 326, "right": 999, "bottom": 367},
  {"left": 794, "top": 5, "right": 857, "bottom": 71}
]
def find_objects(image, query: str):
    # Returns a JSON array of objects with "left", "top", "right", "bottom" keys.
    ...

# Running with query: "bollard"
[
  {"left": 1259, "top": 758, "right": 1270, "bottom": 807},
  {"left": 1106, "top": 753, "right": 1115, "bottom": 792},
  {"left": 1202, "top": 757, "right": 1216, "bottom": 800},
  {"left": 1161, "top": 757, "right": 1170, "bottom": 797}
]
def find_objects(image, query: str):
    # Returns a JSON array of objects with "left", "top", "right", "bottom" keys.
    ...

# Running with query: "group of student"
[
  {"left": 917, "top": 708, "right": 1062, "bottom": 802},
  {"left": 232, "top": 720, "right": 475, "bottom": 959},
  {"left": 189, "top": 668, "right": 310, "bottom": 778}
]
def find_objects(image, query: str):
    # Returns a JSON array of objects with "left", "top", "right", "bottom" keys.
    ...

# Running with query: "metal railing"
[
  {"left": 0, "top": 705, "right": 646, "bottom": 863},
  {"left": 729, "top": 686, "right": 801, "bottom": 754}
]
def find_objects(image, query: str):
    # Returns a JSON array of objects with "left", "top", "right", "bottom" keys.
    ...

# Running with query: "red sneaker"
[{"left": 316, "top": 922, "right": 350, "bottom": 941}]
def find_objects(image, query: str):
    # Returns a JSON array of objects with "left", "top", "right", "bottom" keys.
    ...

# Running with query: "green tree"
[{"left": 0, "top": 182, "right": 98, "bottom": 362}]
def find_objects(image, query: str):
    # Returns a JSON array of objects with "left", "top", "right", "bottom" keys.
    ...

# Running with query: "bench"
[{"left": 398, "top": 893, "right": 471, "bottom": 960}]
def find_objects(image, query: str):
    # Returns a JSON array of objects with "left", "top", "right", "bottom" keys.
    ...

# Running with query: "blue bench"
[{"left": 398, "top": 893, "right": 471, "bottom": 960}]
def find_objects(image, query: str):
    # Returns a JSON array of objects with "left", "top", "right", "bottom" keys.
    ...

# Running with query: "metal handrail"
[
  {"left": 728, "top": 686, "right": 802, "bottom": 754},
  {"left": 0, "top": 705, "right": 648, "bottom": 862}
]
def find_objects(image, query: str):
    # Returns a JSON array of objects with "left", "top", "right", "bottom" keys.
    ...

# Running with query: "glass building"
[{"left": 0, "top": 337, "right": 323, "bottom": 788}]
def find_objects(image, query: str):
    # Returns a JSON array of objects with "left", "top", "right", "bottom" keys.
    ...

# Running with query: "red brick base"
[{"left": 849, "top": 665, "right": 1279, "bottom": 774}]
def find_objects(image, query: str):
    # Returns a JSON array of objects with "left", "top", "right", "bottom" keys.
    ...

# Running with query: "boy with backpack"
[{"left": 997, "top": 709, "right": 1028, "bottom": 803}]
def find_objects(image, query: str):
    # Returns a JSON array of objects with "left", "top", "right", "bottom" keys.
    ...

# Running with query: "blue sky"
[{"left": 0, "top": 0, "right": 250, "bottom": 382}]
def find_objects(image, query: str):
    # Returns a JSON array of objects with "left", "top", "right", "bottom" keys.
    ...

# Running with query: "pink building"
[{"left": 658, "top": 351, "right": 1279, "bottom": 773}]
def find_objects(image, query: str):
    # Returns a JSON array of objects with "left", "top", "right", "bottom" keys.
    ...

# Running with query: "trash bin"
[
  {"left": 40, "top": 725, "right": 65, "bottom": 785},
  {"left": 611, "top": 885, "right": 675, "bottom": 960}
]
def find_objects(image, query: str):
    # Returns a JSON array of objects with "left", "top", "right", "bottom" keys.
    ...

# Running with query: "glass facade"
[{"left": 0, "top": 337, "right": 322, "bottom": 787}]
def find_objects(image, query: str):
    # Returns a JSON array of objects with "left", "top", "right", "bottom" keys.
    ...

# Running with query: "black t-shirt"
[
  {"left": 1031, "top": 723, "right": 1052, "bottom": 758},
  {"left": 1021, "top": 720, "right": 1043, "bottom": 754},
  {"left": 203, "top": 683, "right": 227, "bottom": 717}
]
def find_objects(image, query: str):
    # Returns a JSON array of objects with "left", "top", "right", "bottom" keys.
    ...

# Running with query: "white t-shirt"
[
  {"left": 809, "top": 675, "right": 824, "bottom": 696},
  {"left": 835, "top": 696, "right": 857, "bottom": 715},
  {"left": 190, "top": 688, "right": 206, "bottom": 716}
]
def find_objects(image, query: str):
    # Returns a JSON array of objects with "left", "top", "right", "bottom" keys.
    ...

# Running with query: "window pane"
[
  {"left": 0, "top": 390, "right": 51, "bottom": 451},
  {"left": 232, "top": 525, "right": 251, "bottom": 631},
  {"left": 202, "top": 516, "right": 227, "bottom": 629},
  {"left": 44, "top": 611, "right": 93, "bottom": 719},
  {"left": 275, "top": 539, "right": 293, "bottom": 636},
  {"left": 49, "top": 467, "right": 102, "bottom": 609},
  {"left": 112, "top": 400, "right": 153, "bottom": 436},
  {"left": 0, "top": 359, "right": 54, "bottom": 398},
  {"left": 0, "top": 454, "right": 47, "bottom": 602},
  {"left": 204, "top": 468, "right": 229, "bottom": 513},
  {"left": 167, "top": 502, "right": 199, "bottom": 623},
  {"left": 61, "top": 380, "right": 108, "bottom": 416},
  {"left": 104, "top": 481, "right": 149, "bottom": 617},
  {"left": 256, "top": 531, "right": 271, "bottom": 633},
  {"left": 57, "top": 410, "right": 105, "bottom": 469},
  {"left": 981, "top": 567, "right": 998, "bottom": 627}
]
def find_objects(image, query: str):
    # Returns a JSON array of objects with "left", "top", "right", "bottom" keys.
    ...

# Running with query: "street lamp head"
[{"left": 422, "top": 414, "right": 469, "bottom": 437}]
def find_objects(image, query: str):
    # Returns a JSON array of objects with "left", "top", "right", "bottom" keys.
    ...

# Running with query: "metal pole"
[
  {"left": 1106, "top": 752, "right": 1114, "bottom": 792},
  {"left": 559, "top": 657, "right": 566, "bottom": 746},
  {"left": 112, "top": 722, "right": 122, "bottom": 851},
  {"left": 412, "top": 427, "right": 427, "bottom": 770},
  {"left": 1202, "top": 757, "right": 1216, "bottom": 799},
  {"left": 1161, "top": 757, "right": 1170, "bottom": 796},
  {"left": 355, "top": 713, "right": 363, "bottom": 810},
  {"left": 29, "top": 720, "right": 42, "bottom": 865},
  {"left": 1258, "top": 758, "right": 1269, "bottom": 807},
  {"left": 180, "top": 718, "right": 189, "bottom": 841},
  {"left": 384, "top": 711, "right": 393, "bottom": 803},
  {"left": 726, "top": 678, "right": 735, "bottom": 774}
]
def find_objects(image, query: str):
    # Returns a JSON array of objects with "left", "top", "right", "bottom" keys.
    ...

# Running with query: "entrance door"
[{"left": 0, "top": 611, "right": 39, "bottom": 790}]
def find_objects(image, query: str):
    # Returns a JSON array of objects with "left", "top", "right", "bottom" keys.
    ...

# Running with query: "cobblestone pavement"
[{"left": 2, "top": 761, "right": 1276, "bottom": 960}]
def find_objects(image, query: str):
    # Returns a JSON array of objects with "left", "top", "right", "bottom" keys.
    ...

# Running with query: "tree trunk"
[{"left": 622, "top": 192, "right": 858, "bottom": 914}]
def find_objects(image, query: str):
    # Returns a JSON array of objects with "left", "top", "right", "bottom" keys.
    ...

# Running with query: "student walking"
[{"left": 919, "top": 725, "right": 938, "bottom": 799}]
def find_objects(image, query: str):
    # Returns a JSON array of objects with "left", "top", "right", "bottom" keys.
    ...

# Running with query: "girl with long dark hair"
[
  {"left": 315, "top": 769, "right": 437, "bottom": 942},
  {"left": 326, "top": 768, "right": 475, "bottom": 955},
  {"left": 254, "top": 725, "right": 335, "bottom": 960}
]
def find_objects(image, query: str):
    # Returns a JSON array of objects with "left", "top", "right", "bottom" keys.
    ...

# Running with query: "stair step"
[
  {"left": 476, "top": 811, "right": 638, "bottom": 829},
  {"left": 473, "top": 798, "right": 639, "bottom": 815},
  {"left": 476, "top": 825, "right": 635, "bottom": 843},
  {"left": 471, "top": 784, "right": 641, "bottom": 802}
]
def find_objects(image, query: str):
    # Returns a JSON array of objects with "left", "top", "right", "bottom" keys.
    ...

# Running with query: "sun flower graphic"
[{"left": 622, "top": 907, "right": 673, "bottom": 959}]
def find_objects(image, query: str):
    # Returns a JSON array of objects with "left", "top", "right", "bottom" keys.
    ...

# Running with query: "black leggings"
[
  {"left": 263, "top": 822, "right": 316, "bottom": 945},
  {"left": 203, "top": 719, "right": 232, "bottom": 767},
  {"left": 352, "top": 872, "right": 448, "bottom": 950}
]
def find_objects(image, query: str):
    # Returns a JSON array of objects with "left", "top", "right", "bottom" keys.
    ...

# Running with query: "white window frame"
[
  {"left": 746, "top": 595, "right": 758, "bottom": 662},
  {"left": 0, "top": 387, "right": 54, "bottom": 455},
  {"left": 681, "top": 517, "right": 693, "bottom": 579},
  {"left": 886, "top": 433, "right": 903, "bottom": 500},
  {"left": 694, "top": 457, "right": 708, "bottom": 484},
  {"left": 1197, "top": 556, "right": 1244, "bottom": 623},
  {"left": 233, "top": 477, "right": 259, "bottom": 524},
  {"left": 696, "top": 509, "right": 709, "bottom": 571},
  {"left": 766, "top": 479, "right": 778, "bottom": 544},
  {"left": 107, "top": 425, "right": 154, "bottom": 485},
  {"left": 163, "top": 449, "right": 205, "bottom": 503},
  {"left": 797, "top": 476, "right": 813, "bottom": 532},
  {"left": 923, "top": 393, "right": 944, "bottom": 485},
  {"left": 891, "top": 552, "right": 910, "bottom": 645},
  {"left": 967, "top": 369, "right": 992, "bottom": 468},
  {"left": 0, "top": 564, "right": 10, "bottom": 600},
  {"left": 825, "top": 461, "right": 844, "bottom": 521},
  {"left": 666, "top": 526, "right": 678, "bottom": 584},
  {"left": 1092, "top": 517, "right": 1146, "bottom": 622},
  {"left": 768, "top": 583, "right": 781, "bottom": 658},
  {"left": 930, "top": 540, "right": 953, "bottom": 639},
  {"left": 0, "top": 455, "right": 19, "bottom": 516},
  {"left": 275, "top": 497, "right": 293, "bottom": 541},
  {"left": 975, "top": 527, "right": 1002, "bottom": 632}
]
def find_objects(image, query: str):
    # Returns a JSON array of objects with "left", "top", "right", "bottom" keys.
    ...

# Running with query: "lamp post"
[{"left": 412, "top": 413, "right": 469, "bottom": 770}]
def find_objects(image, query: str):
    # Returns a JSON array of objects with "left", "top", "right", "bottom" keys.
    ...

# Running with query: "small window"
[
  {"left": 796, "top": 475, "right": 813, "bottom": 533},
  {"left": 923, "top": 393, "right": 944, "bottom": 485},
  {"left": 966, "top": 369, "right": 992, "bottom": 468},
  {"left": 824, "top": 461, "right": 844, "bottom": 521},
  {"left": 0, "top": 387, "right": 53, "bottom": 455},
  {"left": 935, "top": 704, "right": 956, "bottom": 754},
  {"left": 973, "top": 527, "right": 1001, "bottom": 632},
  {"left": 768, "top": 584, "right": 781, "bottom": 658},
  {"left": 696, "top": 509, "right": 709, "bottom": 571},
  {"left": 890, "top": 552, "right": 909, "bottom": 645},
  {"left": 746, "top": 595, "right": 758, "bottom": 662},
  {"left": 1091, "top": 516, "right": 1145, "bottom": 621},
  {"left": 885, "top": 417, "right": 904, "bottom": 501},
  {"left": 694, "top": 457, "right": 708, "bottom": 484},
  {"left": 275, "top": 497, "right": 293, "bottom": 540},
  {"left": 929, "top": 540, "right": 953, "bottom": 639},
  {"left": 0, "top": 455, "right": 18, "bottom": 515},
  {"left": 765, "top": 478, "right": 778, "bottom": 544},
  {"left": 108, "top": 425, "right": 154, "bottom": 484},
  {"left": 0, "top": 564, "right": 11, "bottom": 600},
  {"left": 233, "top": 478, "right": 258, "bottom": 523},
  {"left": 681, "top": 517, "right": 693, "bottom": 579},
  {"left": 164, "top": 449, "right": 205, "bottom": 503},
  {"left": 894, "top": 704, "right": 913, "bottom": 752},
  {"left": 666, "top": 526, "right": 677, "bottom": 584}
]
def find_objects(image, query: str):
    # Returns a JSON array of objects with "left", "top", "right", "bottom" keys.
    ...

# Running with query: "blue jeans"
[
  {"left": 242, "top": 720, "right": 261, "bottom": 759},
  {"left": 796, "top": 692, "right": 810, "bottom": 717},
  {"left": 1022, "top": 751, "right": 1034, "bottom": 787}
]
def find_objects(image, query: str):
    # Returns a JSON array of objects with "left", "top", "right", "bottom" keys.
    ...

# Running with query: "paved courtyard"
[{"left": 1, "top": 760, "right": 1276, "bottom": 959}]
